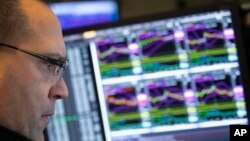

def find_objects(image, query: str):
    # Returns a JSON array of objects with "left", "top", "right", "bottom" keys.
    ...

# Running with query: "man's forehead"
[
  {"left": 21, "top": 0, "right": 51, "bottom": 13},
  {"left": 21, "top": 0, "right": 60, "bottom": 30},
  {"left": 20, "top": 0, "right": 66, "bottom": 59}
]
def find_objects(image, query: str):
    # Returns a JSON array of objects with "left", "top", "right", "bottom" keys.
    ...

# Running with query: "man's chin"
[
  {"left": 34, "top": 133, "right": 45, "bottom": 141},
  {"left": 28, "top": 128, "right": 45, "bottom": 141},
  {"left": 41, "top": 115, "right": 50, "bottom": 127}
]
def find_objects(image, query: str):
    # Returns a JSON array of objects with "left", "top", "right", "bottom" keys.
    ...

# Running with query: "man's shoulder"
[{"left": 0, "top": 125, "right": 32, "bottom": 141}]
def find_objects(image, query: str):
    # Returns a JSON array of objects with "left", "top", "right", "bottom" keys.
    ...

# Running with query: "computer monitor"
[
  {"left": 49, "top": 1, "right": 119, "bottom": 30},
  {"left": 59, "top": 1, "right": 250, "bottom": 141}
]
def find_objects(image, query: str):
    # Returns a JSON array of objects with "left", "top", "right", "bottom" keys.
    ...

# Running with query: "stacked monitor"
[
  {"left": 50, "top": 1, "right": 119, "bottom": 30},
  {"left": 59, "top": 1, "right": 250, "bottom": 141}
]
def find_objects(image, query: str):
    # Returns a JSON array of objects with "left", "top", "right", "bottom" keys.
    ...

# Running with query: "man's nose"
[{"left": 49, "top": 78, "right": 69, "bottom": 100}]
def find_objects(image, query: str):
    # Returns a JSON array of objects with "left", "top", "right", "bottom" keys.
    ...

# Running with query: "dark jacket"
[{"left": 0, "top": 125, "right": 31, "bottom": 141}]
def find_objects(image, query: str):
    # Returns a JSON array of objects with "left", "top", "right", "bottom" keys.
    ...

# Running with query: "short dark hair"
[{"left": 0, "top": 0, "right": 29, "bottom": 45}]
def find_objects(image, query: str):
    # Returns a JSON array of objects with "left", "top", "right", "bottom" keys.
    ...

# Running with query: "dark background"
[{"left": 44, "top": 0, "right": 250, "bottom": 20}]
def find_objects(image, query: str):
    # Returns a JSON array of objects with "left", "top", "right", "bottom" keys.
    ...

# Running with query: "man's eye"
[
  {"left": 46, "top": 63, "right": 55, "bottom": 71},
  {"left": 55, "top": 66, "right": 61, "bottom": 75}
]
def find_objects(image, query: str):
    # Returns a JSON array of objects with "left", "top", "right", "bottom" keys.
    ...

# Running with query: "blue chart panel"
[
  {"left": 105, "top": 85, "right": 141, "bottom": 130},
  {"left": 147, "top": 79, "right": 189, "bottom": 126},
  {"left": 186, "top": 21, "right": 232, "bottom": 67},
  {"left": 187, "top": 23, "right": 225, "bottom": 50},
  {"left": 140, "top": 29, "right": 179, "bottom": 73},
  {"left": 96, "top": 36, "right": 133, "bottom": 78},
  {"left": 193, "top": 72, "right": 237, "bottom": 121}
]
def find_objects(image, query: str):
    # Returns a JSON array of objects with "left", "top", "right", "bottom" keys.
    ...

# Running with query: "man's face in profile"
[{"left": 0, "top": 0, "right": 68, "bottom": 141}]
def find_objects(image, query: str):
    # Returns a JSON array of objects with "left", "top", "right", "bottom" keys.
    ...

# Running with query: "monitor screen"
[
  {"left": 50, "top": 1, "right": 119, "bottom": 30},
  {"left": 57, "top": 2, "right": 250, "bottom": 141},
  {"left": 46, "top": 40, "right": 105, "bottom": 141}
]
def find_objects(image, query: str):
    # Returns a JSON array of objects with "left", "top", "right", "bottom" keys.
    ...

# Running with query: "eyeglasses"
[{"left": 0, "top": 43, "right": 69, "bottom": 79}]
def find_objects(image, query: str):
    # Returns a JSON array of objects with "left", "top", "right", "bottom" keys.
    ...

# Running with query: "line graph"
[
  {"left": 185, "top": 22, "right": 229, "bottom": 66},
  {"left": 139, "top": 30, "right": 180, "bottom": 72},
  {"left": 104, "top": 85, "right": 142, "bottom": 130},
  {"left": 105, "top": 86, "right": 138, "bottom": 114},
  {"left": 195, "top": 75, "right": 234, "bottom": 103},
  {"left": 147, "top": 80, "right": 189, "bottom": 125},
  {"left": 186, "top": 23, "right": 225, "bottom": 51},
  {"left": 149, "top": 85, "right": 185, "bottom": 109},
  {"left": 96, "top": 37, "right": 134, "bottom": 78},
  {"left": 194, "top": 73, "right": 237, "bottom": 120},
  {"left": 98, "top": 46, "right": 129, "bottom": 60},
  {"left": 97, "top": 38, "right": 129, "bottom": 63},
  {"left": 140, "top": 32, "right": 176, "bottom": 57}
]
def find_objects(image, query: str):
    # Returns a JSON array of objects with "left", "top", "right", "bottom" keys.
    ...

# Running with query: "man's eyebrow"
[{"left": 43, "top": 53, "right": 67, "bottom": 61}]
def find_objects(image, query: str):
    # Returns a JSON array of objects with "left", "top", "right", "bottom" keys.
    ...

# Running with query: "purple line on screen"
[
  {"left": 198, "top": 91, "right": 233, "bottom": 103},
  {"left": 109, "top": 105, "right": 137, "bottom": 113},
  {"left": 143, "top": 40, "right": 174, "bottom": 56}
]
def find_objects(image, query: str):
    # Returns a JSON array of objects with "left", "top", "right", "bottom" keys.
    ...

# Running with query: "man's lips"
[
  {"left": 42, "top": 113, "right": 54, "bottom": 117},
  {"left": 41, "top": 113, "right": 54, "bottom": 124}
]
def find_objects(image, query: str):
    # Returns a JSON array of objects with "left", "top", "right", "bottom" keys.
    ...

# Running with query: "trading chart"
[
  {"left": 146, "top": 78, "right": 188, "bottom": 126},
  {"left": 105, "top": 84, "right": 141, "bottom": 130},
  {"left": 90, "top": 9, "right": 248, "bottom": 141}
]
